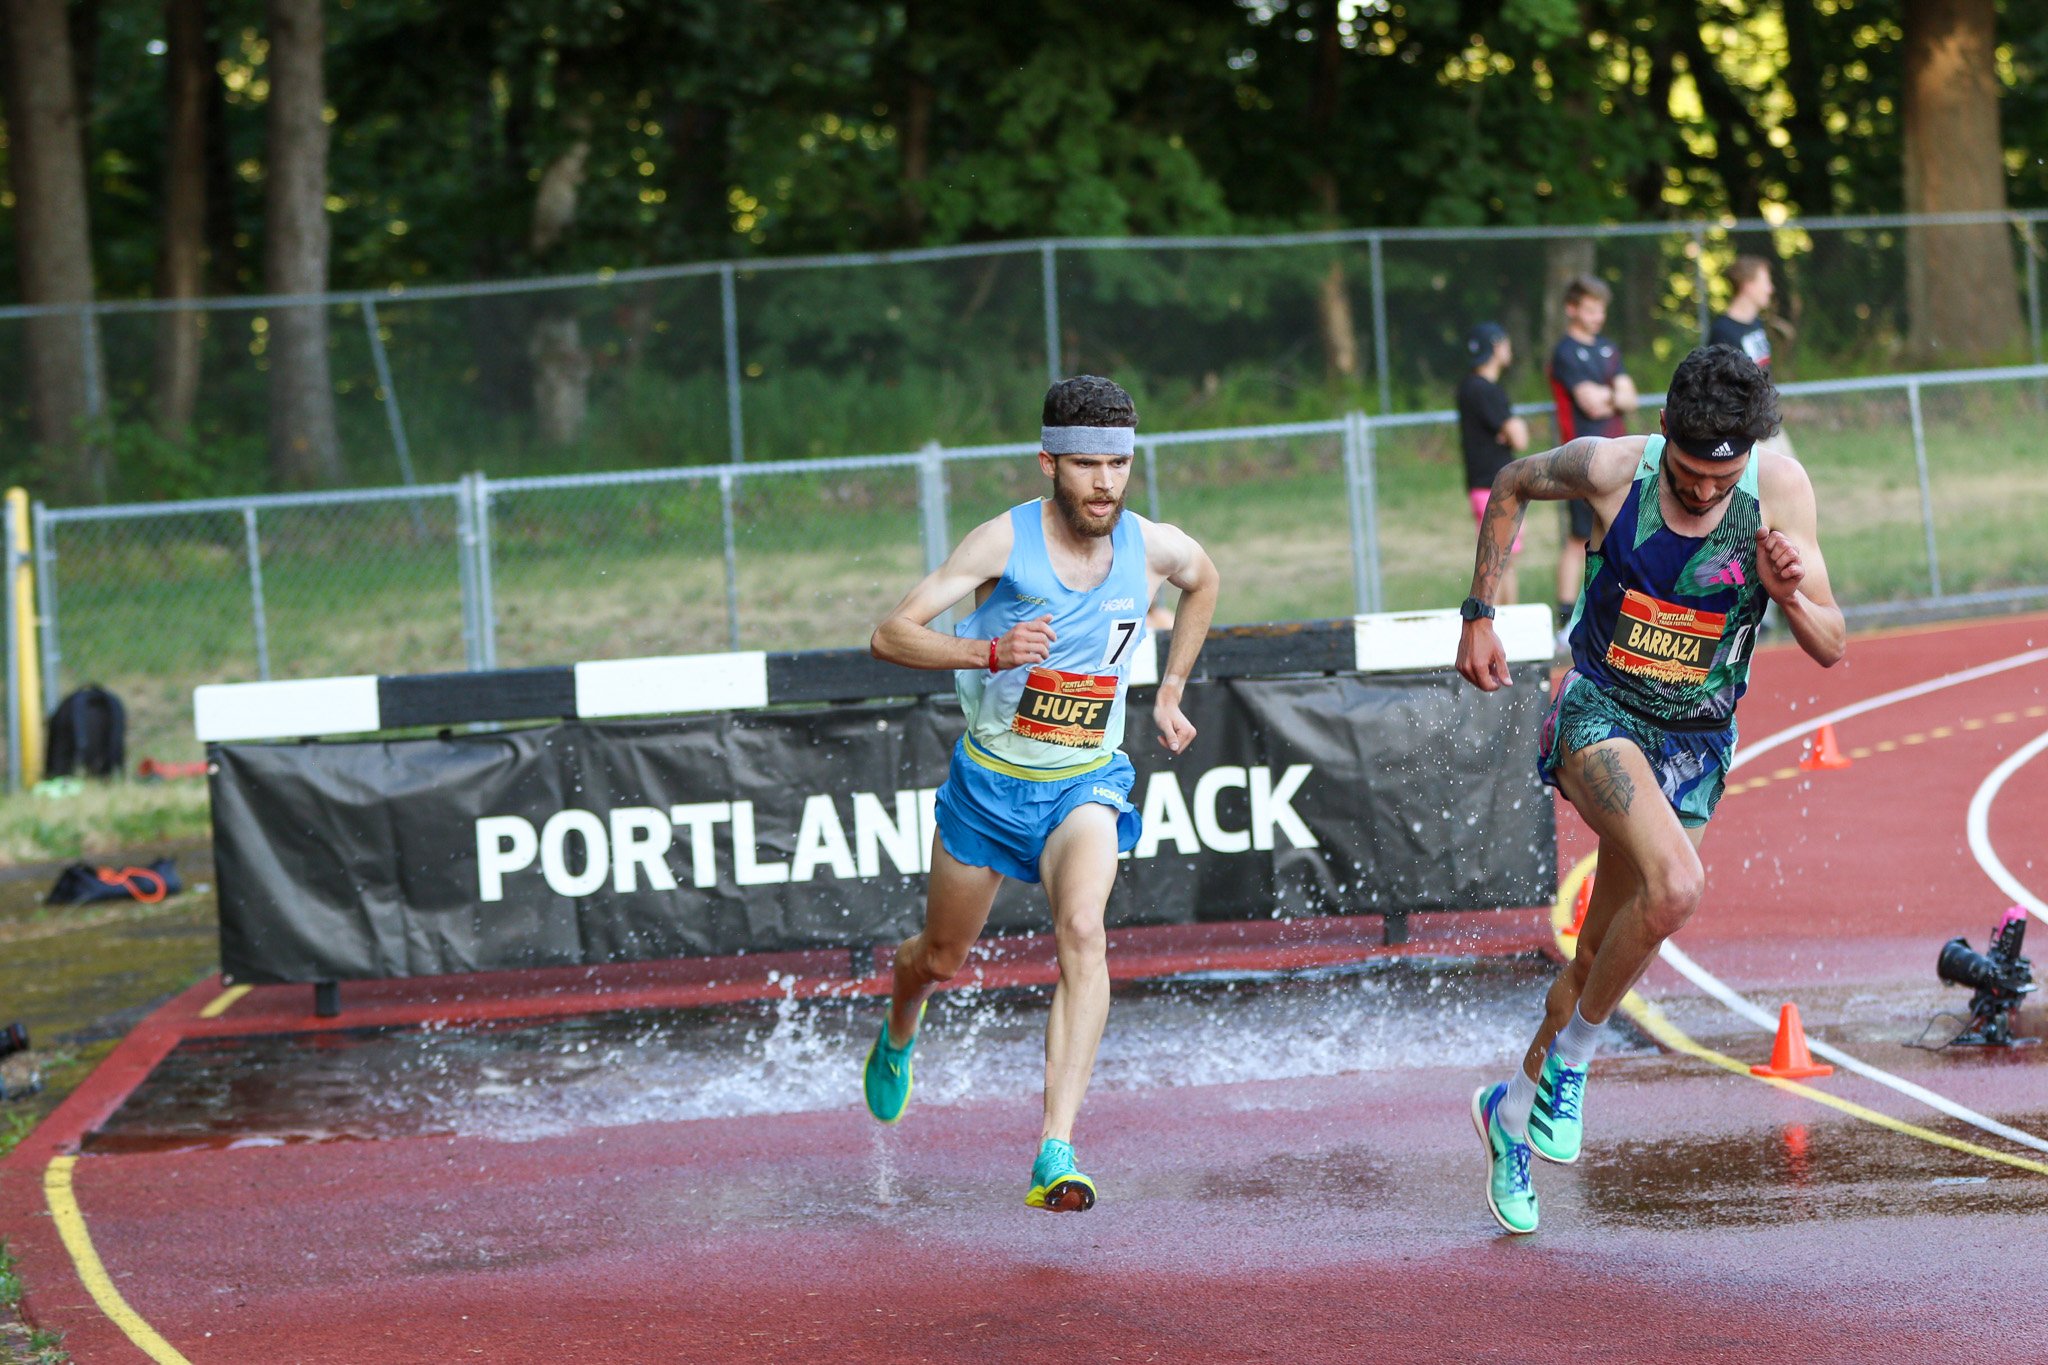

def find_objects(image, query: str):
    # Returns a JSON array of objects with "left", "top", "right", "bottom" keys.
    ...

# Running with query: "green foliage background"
[{"left": 3, "top": 0, "right": 2047, "bottom": 496}]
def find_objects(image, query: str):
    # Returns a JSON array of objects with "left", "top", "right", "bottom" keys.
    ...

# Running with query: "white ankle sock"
[
  {"left": 1498, "top": 1069, "right": 1539, "bottom": 1140},
  {"left": 1551, "top": 1006, "right": 1606, "bottom": 1070}
]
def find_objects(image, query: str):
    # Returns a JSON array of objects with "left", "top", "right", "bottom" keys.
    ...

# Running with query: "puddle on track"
[
  {"left": 1582, "top": 1116, "right": 2048, "bottom": 1227},
  {"left": 89, "top": 956, "right": 1554, "bottom": 1152}
]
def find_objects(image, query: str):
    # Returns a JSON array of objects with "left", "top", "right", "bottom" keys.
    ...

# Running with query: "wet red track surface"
[{"left": 5, "top": 614, "right": 2048, "bottom": 1363}]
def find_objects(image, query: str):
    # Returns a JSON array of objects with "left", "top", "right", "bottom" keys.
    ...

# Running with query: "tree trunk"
[
  {"left": 1314, "top": 243, "right": 1358, "bottom": 380},
  {"left": 1778, "top": 0, "right": 1836, "bottom": 219},
  {"left": 2, "top": 0, "right": 103, "bottom": 495},
  {"left": 67, "top": 0, "right": 99, "bottom": 169},
  {"left": 203, "top": 15, "right": 243, "bottom": 293},
  {"left": 528, "top": 119, "right": 592, "bottom": 446},
  {"left": 262, "top": 0, "right": 341, "bottom": 486},
  {"left": 1543, "top": 239, "right": 1596, "bottom": 343},
  {"left": 897, "top": 0, "right": 931, "bottom": 243},
  {"left": 1902, "top": 0, "right": 2024, "bottom": 361},
  {"left": 1306, "top": 3, "right": 1356, "bottom": 380},
  {"left": 1621, "top": 38, "right": 1675, "bottom": 352},
  {"left": 528, "top": 315, "right": 592, "bottom": 444},
  {"left": 153, "top": 0, "right": 210, "bottom": 439}
]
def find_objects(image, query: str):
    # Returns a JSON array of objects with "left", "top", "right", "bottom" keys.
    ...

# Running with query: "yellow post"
[{"left": 7, "top": 488, "right": 43, "bottom": 786}]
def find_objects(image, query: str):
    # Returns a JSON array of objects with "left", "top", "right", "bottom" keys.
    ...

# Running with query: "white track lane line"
[
  {"left": 1737, "top": 646, "right": 2048, "bottom": 768},
  {"left": 1654, "top": 644, "right": 2048, "bottom": 1154},
  {"left": 1965, "top": 727, "right": 2048, "bottom": 918}
]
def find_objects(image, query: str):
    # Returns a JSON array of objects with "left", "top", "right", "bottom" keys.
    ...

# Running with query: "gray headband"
[{"left": 1041, "top": 425, "right": 1136, "bottom": 456}]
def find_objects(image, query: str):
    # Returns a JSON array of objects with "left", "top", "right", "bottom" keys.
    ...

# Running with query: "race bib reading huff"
[
  {"left": 1605, "top": 589, "right": 1725, "bottom": 685},
  {"left": 1011, "top": 668, "right": 1117, "bottom": 748}
]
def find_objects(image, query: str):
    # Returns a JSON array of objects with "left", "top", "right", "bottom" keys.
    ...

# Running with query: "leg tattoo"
[{"left": 1583, "top": 748, "right": 1635, "bottom": 817}]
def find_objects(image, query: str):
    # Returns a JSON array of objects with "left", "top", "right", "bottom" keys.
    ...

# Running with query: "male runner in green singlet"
[{"left": 1455, "top": 344, "right": 1846, "bottom": 1234}]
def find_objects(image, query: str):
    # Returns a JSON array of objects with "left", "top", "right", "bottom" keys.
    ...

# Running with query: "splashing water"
[{"left": 92, "top": 957, "right": 1555, "bottom": 1152}]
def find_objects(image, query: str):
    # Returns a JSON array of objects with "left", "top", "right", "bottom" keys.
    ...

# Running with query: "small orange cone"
[
  {"left": 1798, "top": 723, "right": 1852, "bottom": 771},
  {"left": 1750, "top": 1003, "right": 1834, "bottom": 1079},
  {"left": 1567, "top": 872, "right": 1595, "bottom": 935}
]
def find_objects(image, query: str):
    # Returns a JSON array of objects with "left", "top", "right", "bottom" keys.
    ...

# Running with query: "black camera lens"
[
  {"left": 0, "top": 1021, "right": 27, "bottom": 1060},
  {"left": 1937, "top": 937, "right": 1997, "bottom": 991}
]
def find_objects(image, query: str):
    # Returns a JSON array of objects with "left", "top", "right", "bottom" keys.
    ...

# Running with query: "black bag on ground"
[
  {"left": 48, "top": 858, "right": 181, "bottom": 906},
  {"left": 45, "top": 685, "right": 126, "bottom": 779}
]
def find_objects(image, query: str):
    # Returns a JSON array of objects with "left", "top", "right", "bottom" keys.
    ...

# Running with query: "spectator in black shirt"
[
  {"left": 1709, "top": 255, "right": 1774, "bottom": 369},
  {"left": 1546, "top": 274, "right": 1636, "bottom": 634},
  {"left": 1457, "top": 322, "right": 1530, "bottom": 603}
]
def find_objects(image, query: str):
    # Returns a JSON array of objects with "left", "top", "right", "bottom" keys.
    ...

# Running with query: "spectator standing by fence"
[
  {"left": 1711, "top": 256, "right": 1796, "bottom": 462},
  {"left": 1709, "top": 256, "right": 1776, "bottom": 368},
  {"left": 1457, "top": 323, "right": 1531, "bottom": 604},
  {"left": 1547, "top": 276, "right": 1638, "bottom": 640}
]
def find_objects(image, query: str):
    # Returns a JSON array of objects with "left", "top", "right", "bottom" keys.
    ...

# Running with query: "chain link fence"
[
  {"left": 12, "top": 360, "right": 2048, "bottom": 779},
  {"left": 4, "top": 214, "right": 2045, "bottom": 496}
]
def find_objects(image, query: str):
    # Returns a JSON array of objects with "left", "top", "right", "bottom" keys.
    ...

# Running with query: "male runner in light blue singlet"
[
  {"left": 1455, "top": 344, "right": 1846, "bottom": 1234},
  {"left": 863, "top": 375, "right": 1221, "bottom": 1211}
]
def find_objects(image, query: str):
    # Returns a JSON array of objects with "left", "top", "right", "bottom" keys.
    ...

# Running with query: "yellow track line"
[
  {"left": 43, "top": 1157, "right": 193, "bottom": 1364},
  {"left": 1552, "top": 854, "right": 2048, "bottom": 1178},
  {"left": 197, "top": 984, "right": 252, "bottom": 1019}
]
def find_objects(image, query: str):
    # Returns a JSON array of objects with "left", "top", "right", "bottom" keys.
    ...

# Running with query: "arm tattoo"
[
  {"left": 1512, "top": 438, "right": 1603, "bottom": 499},
  {"left": 1582, "top": 747, "right": 1635, "bottom": 817},
  {"left": 1469, "top": 438, "right": 1601, "bottom": 598},
  {"left": 1472, "top": 492, "right": 1519, "bottom": 593}
]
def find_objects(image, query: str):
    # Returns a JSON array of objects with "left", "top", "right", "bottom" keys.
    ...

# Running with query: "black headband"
[{"left": 1670, "top": 433, "right": 1755, "bottom": 462}]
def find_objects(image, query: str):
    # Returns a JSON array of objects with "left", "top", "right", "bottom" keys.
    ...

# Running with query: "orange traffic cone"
[
  {"left": 1750, "top": 1003, "right": 1834, "bottom": 1079},
  {"left": 1798, "top": 723, "right": 1852, "bottom": 771},
  {"left": 1567, "top": 872, "right": 1595, "bottom": 935}
]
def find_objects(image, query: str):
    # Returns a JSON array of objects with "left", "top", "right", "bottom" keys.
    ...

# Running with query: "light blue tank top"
[{"left": 954, "top": 500, "right": 1152, "bottom": 776}]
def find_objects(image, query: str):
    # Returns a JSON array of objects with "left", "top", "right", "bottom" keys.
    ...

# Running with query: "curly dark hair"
[
  {"left": 1042, "top": 375, "right": 1137, "bottom": 429},
  {"left": 1663, "top": 344, "right": 1780, "bottom": 447}
]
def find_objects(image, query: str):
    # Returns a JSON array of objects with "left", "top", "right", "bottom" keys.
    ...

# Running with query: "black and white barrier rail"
[{"left": 200, "top": 608, "right": 1559, "bottom": 1003}]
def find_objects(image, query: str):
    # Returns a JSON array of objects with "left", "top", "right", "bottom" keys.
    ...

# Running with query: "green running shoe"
[
  {"left": 1024, "top": 1138, "right": 1097, "bottom": 1212},
  {"left": 1471, "top": 1082, "right": 1538, "bottom": 1235},
  {"left": 862, "top": 1000, "right": 926, "bottom": 1124},
  {"left": 1528, "top": 1048, "right": 1586, "bottom": 1165}
]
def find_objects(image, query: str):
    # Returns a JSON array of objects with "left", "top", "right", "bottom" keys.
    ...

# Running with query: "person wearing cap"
[
  {"left": 863, "top": 374, "right": 1221, "bottom": 1212},
  {"left": 1456, "top": 323, "right": 1532, "bottom": 603},
  {"left": 1453, "top": 343, "right": 1844, "bottom": 1234}
]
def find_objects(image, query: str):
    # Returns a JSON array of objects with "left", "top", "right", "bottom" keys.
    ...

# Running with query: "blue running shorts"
[
  {"left": 1537, "top": 669, "right": 1735, "bottom": 829},
  {"left": 934, "top": 739, "right": 1141, "bottom": 884}
]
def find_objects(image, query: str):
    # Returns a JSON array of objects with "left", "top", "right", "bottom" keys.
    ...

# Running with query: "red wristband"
[{"left": 988, "top": 637, "right": 1001, "bottom": 672}]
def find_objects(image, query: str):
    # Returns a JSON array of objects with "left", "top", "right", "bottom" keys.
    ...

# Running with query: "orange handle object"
[{"left": 95, "top": 866, "right": 168, "bottom": 904}]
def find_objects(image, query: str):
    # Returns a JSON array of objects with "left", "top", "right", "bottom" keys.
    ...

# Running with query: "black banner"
[{"left": 213, "top": 670, "right": 1556, "bottom": 984}]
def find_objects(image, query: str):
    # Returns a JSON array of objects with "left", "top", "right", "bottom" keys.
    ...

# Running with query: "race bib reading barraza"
[{"left": 1605, "top": 589, "right": 1724, "bottom": 685}]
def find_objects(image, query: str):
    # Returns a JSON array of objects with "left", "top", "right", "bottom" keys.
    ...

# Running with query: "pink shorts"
[{"left": 1469, "top": 488, "right": 1524, "bottom": 554}]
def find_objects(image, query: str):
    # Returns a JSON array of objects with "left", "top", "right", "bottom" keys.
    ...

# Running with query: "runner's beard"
[
  {"left": 1053, "top": 479, "right": 1124, "bottom": 537},
  {"left": 1662, "top": 456, "right": 1737, "bottom": 517}
]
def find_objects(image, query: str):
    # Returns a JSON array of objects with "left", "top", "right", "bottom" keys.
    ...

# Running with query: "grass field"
[{"left": 23, "top": 381, "right": 2048, "bottom": 768}]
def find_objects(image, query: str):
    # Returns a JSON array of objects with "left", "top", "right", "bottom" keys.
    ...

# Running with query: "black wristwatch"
[{"left": 1459, "top": 596, "right": 1496, "bottom": 623}]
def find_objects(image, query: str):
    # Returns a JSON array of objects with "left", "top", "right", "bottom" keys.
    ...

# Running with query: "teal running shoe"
[
  {"left": 1471, "top": 1082, "right": 1538, "bottom": 1235},
  {"left": 1024, "top": 1138, "right": 1097, "bottom": 1212},
  {"left": 862, "top": 1000, "right": 926, "bottom": 1124},
  {"left": 1528, "top": 1048, "right": 1587, "bottom": 1165}
]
